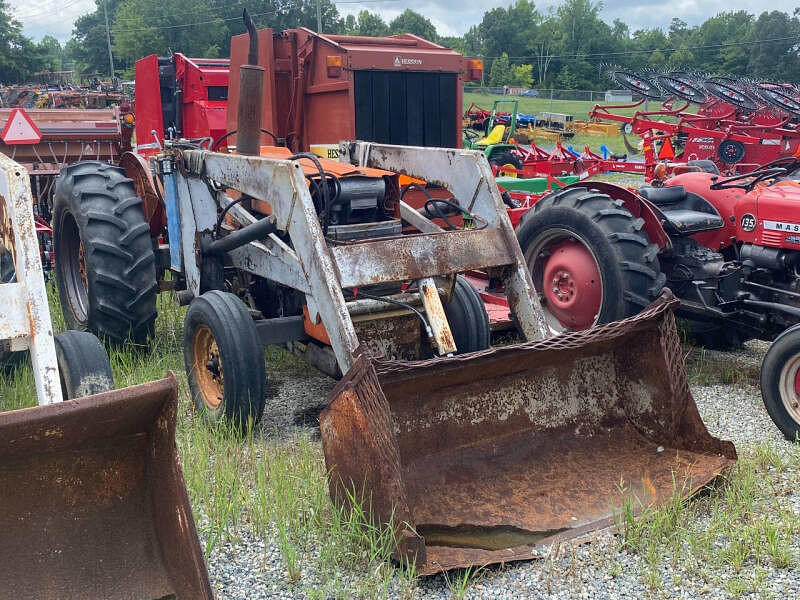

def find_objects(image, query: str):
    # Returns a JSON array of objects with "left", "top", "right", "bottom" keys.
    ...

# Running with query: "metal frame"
[
  {"left": 170, "top": 143, "right": 548, "bottom": 375},
  {"left": 0, "top": 152, "right": 62, "bottom": 404}
]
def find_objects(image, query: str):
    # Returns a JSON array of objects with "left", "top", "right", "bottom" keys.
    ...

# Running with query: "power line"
[
  {"left": 10, "top": 0, "right": 85, "bottom": 20},
  {"left": 110, "top": 0, "right": 399, "bottom": 32},
  {"left": 480, "top": 35, "right": 800, "bottom": 61}
]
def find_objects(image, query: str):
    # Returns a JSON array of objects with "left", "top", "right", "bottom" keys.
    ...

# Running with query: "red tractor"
[{"left": 516, "top": 156, "right": 800, "bottom": 440}]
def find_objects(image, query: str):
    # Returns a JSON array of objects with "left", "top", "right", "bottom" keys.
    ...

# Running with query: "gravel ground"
[{"left": 206, "top": 342, "right": 800, "bottom": 600}]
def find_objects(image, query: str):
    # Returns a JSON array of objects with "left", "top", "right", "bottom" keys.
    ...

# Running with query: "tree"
[
  {"left": 556, "top": 65, "right": 577, "bottom": 89},
  {"left": 354, "top": 10, "right": 388, "bottom": 37},
  {"left": 533, "top": 17, "right": 559, "bottom": 85},
  {"left": 747, "top": 11, "right": 800, "bottom": 81},
  {"left": 112, "top": 0, "right": 167, "bottom": 69},
  {"left": 488, "top": 52, "right": 512, "bottom": 86},
  {"left": 479, "top": 0, "right": 539, "bottom": 77},
  {"left": 647, "top": 49, "right": 667, "bottom": 67},
  {"left": 38, "top": 36, "right": 63, "bottom": 72},
  {"left": 389, "top": 9, "right": 437, "bottom": 41},
  {"left": 514, "top": 63, "right": 534, "bottom": 88},
  {"left": 70, "top": 0, "right": 122, "bottom": 76},
  {"left": 0, "top": 0, "right": 43, "bottom": 82}
]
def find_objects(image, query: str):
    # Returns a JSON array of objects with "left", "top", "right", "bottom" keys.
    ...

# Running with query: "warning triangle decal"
[{"left": 1, "top": 108, "right": 42, "bottom": 145}]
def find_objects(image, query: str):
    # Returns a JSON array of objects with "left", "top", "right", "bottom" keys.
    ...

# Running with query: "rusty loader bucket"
[
  {"left": 0, "top": 375, "right": 213, "bottom": 599},
  {"left": 321, "top": 294, "right": 736, "bottom": 574}
]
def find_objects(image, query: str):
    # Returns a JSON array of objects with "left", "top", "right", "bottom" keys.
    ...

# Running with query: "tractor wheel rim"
[
  {"left": 193, "top": 325, "right": 224, "bottom": 410},
  {"left": 525, "top": 229, "right": 603, "bottom": 334},
  {"left": 59, "top": 211, "right": 89, "bottom": 323},
  {"left": 498, "top": 163, "right": 518, "bottom": 178},
  {"left": 778, "top": 354, "right": 800, "bottom": 424}
]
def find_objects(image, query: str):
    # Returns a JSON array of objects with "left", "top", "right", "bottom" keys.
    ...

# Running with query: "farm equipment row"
[{"left": 593, "top": 70, "right": 800, "bottom": 177}]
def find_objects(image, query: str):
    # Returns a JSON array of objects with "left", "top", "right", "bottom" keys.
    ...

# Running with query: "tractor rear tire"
[
  {"left": 761, "top": 325, "right": 800, "bottom": 441},
  {"left": 54, "top": 330, "right": 115, "bottom": 399},
  {"left": 516, "top": 187, "right": 665, "bottom": 332},
  {"left": 184, "top": 290, "right": 266, "bottom": 428},
  {"left": 443, "top": 275, "right": 491, "bottom": 354},
  {"left": 53, "top": 161, "right": 157, "bottom": 345}
]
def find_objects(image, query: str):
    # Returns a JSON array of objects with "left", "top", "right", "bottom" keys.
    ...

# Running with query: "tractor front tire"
[
  {"left": 443, "top": 275, "right": 491, "bottom": 354},
  {"left": 54, "top": 330, "right": 115, "bottom": 399},
  {"left": 761, "top": 325, "right": 800, "bottom": 441},
  {"left": 184, "top": 291, "right": 266, "bottom": 428},
  {"left": 53, "top": 161, "right": 157, "bottom": 345},
  {"left": 516, "top": 187, "right": 665, "bottom": 332}
]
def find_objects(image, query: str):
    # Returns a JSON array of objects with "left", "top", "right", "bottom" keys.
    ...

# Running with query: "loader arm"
[
  {"left": 173, "top": 143, "right": 548, "bottom": 376},
  {"left": 341, "top": 141, "right": 549, "bottom": 341},
  {"left": 0, "top": 152, "right": 62, "bottom": 404}
]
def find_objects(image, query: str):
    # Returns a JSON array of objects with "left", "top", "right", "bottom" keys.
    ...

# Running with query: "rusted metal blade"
[
  {"left": 321, "top": 291, "right": 736, "bottom": 575},
  {"left": 0, "top": 374, "right": 213, "bottom": 599}
]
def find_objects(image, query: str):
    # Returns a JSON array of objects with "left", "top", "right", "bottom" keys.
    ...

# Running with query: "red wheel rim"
[
  {"left": 540, "top": 239, "right": 602, "bottom": 330},
  {"left": 794, "top": 367, "right": 800, "bottom": 397}
]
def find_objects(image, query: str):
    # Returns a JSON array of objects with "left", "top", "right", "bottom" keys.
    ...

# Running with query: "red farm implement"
[{"left": 591, "top": 70, "right": 800, "bottom": 178}]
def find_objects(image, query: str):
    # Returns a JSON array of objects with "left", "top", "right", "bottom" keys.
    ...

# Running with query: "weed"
[{"left": 443, "top": 566, "right": 480, "bottom": 600}]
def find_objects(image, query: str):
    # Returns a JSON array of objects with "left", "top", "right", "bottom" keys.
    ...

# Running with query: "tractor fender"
[
  {"left": 562, "top": 181, "right": 670, "bottom": 249},
  {"left": 119, "top": 151, "right": 167, "bottom": 236}
]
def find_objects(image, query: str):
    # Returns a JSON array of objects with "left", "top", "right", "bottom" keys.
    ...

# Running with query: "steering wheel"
[
  {"left": 464, "top": 128, "right": 480, "bottom": 143},
  {"left": 709, "top": 167, "right": 789, "bottom": 191},
  {"left": 759, "top": 156, "right": 800, "bottom": 174}
]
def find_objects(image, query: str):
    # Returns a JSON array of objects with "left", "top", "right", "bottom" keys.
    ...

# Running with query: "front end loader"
[
  {"left": 0, "top": 152, "right": 212, "bottom": 599},
  {"left": 51, "top": 13, "right": 735, "bottom": 575}
]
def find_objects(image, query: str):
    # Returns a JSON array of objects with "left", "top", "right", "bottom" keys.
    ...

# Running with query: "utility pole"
[
  {"left": 316, "top": 0, "right": 322, "bottom": 33},
  {"left": 103, "top": 0, "right": 115, "bottom": 78}
]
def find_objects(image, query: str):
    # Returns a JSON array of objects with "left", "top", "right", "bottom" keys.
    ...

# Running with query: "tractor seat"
[
  {"left": 476, "top": 125, "right": 506, "bottom": 147},
  {"left": 638, "top": 185, "right": 724, "bottom": 236}
]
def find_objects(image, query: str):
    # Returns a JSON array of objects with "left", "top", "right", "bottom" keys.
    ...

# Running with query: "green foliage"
[
  {"left": 513, "top": 63, "right": 533, "bottom": 88},
  {"left": 6, "top": 0, "right": 800, "bottom": 85},
  {"left": 351, "top": 10, "right": 389, "bottom": 38},
  {"left": 0, "top": 0, "right": 44, "bottom": 83},
  {"left": 37, "top": 36, "right": 62, "bottom": 72},
  {"left": 488, "top": 52, "right": 512, "bottom": 86},
  {"left": 388, "top": 9, "right": 437, "bottom": 41}
]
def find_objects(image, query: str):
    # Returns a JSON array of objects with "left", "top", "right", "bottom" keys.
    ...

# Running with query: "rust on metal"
[
  {"left": 418, "top": 277, "right": 456, "bottom": 355},
  {"left": 320, "top": 292, "right": 736, "bottom": 575},
  {"left": 330, "top": 227, "right": 513, "bottom": 289},
  {"left": 120, "top": 150, "right": 167, "bottom": 235},
  {"left": 0, "top": 374, "right": 213, "bottom": 599}
]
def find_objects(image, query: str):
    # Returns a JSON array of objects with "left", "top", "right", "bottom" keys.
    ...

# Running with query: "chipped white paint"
[{"left": 0, "top": 152, "right": 63, "bottom": 404}]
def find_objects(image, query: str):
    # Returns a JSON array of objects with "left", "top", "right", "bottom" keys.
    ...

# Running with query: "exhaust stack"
[{"left": 236, "top": 8, "right": 264, "bottom": 155}]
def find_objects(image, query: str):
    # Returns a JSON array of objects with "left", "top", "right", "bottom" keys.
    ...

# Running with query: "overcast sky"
[{"left": 8, "top": 0, "right": 799, "bottom": 44}]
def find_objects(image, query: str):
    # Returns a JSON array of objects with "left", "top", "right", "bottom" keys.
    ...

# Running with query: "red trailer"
[{"left": 227, "top": 28, "right": 482, "bottom": 152}]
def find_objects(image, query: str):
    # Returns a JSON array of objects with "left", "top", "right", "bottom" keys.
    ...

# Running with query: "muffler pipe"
[
  {"left": 236, "top": 8, "right": 264, "bottom": 156},
  {"left": 202, "top": 215, "right": 278, "bottom": 255}
]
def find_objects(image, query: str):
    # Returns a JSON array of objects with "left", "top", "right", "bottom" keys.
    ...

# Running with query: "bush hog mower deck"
[
  {"left": 517, "top": 157, "right": 800, "bottom": 440},
  {"left": 0, "top": 153, "right": 211, "bottom": 599},
  {"left": 51, "top": 15, "right": 735, "bottom": 575}
]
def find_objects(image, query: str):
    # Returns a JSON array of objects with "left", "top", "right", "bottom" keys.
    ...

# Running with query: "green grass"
[
  {"left": 0, "top": 282, "right": 418, "bottom": 597},
  {"left": 464, "top": 91, "right": 645, "bottom": 120},
  {"left": 3, "top": 281, "right": 798, "bottom": 599},
  {"left": 613, "top": 443, "right": 800, "bottom": 593}
]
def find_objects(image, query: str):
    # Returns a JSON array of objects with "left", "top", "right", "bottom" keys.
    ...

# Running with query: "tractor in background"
[
  {"left": 462, "top": 99, "right": 524, "bottom": 172},
  {"left": 516, "top": 157, "right": 800, "bottom": 440}
]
